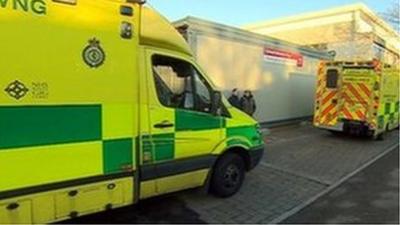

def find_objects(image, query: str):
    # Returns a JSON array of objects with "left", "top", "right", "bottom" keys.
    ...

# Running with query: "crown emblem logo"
[{"left": 82, "top": 38, "right": 105, "bottom": 68}]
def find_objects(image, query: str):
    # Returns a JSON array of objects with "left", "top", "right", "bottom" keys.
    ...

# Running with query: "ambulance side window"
[
  {"left": 193, "top": 71, "right": 212, "bottom": 113},
  {"left": 152, "top": 55, "right": 212, "bottom": 113},
  {"left": 326, "top": 69, "right": 339, "bottom": 89}
]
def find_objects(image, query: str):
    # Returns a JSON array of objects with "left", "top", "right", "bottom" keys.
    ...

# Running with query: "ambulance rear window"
[{"left": 326, "top": 69, "right": 339, "bottom": 89}]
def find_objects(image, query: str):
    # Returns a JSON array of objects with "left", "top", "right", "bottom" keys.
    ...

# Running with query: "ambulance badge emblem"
[{"left": 83, "top": 38, "right": 106, "bottom": 68}]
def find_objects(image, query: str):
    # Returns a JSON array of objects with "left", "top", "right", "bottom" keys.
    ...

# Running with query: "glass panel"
[
  {"left": 193, "top": 72, "right": 212, "bottom": 113},
  {"left": 152, "top": 55, "right": 194, "bottom": 110},
  {"left": 326, "top": 69, "right": 339, "bottom": 89},
  {"left": 152, "top": 55, "right": 214, "bottom": 114}
]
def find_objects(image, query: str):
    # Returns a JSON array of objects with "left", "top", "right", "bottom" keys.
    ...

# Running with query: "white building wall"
[{"left": 193, "top": 34, "right": 323, "bottom": 123}]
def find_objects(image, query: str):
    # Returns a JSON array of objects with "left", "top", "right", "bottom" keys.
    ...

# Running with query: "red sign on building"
[{"left": 264, "top": 47, "right": 304, "bottom": 67}]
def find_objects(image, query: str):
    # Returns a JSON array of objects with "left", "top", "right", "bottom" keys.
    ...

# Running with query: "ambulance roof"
[{"left": 140, "top": 6, "right": 193, "bottom": 57}]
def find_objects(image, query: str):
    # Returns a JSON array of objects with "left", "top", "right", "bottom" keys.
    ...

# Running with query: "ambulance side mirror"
[{"left": 211, "top": 91, "right": 222, "bottom": 115}]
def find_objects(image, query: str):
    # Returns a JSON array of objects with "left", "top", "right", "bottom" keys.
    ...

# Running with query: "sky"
[{"left": 147, "top": 0, "right": 396, "bottom": 27}]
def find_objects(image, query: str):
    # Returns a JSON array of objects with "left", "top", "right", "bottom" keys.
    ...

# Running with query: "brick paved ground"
[
  {"left": 283, "top": 148, "right": 399, "bottom": 224},
  {"left": 178, "top": 124, "right": 399, "bottom": 224},
  {"left": 178, "top": 165, "right": 326, "bottom": 224},
  {"left": 64, "top": 123, "right": 399, "bottom": 224},
  {"left": 265, "top": 123, "right": 399, "bottom": 185}
]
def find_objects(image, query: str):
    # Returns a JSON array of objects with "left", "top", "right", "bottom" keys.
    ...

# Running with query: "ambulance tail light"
[
  {"left": 373, "top": 96, "right": 379, "bottom": 115},
  {"left": 373, "top": 82, "right": 380, "bottom": 91}
]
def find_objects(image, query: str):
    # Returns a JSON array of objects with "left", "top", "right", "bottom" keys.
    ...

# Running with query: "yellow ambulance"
[
  {"left": 314, "top": 60, "right": 399, "bottom": 139},
  {"left": 0, "top": 0, "right": 265, "bottom": 223}
]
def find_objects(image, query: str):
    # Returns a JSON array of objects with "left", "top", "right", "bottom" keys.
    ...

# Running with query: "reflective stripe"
[
  {"left": 321, "top": 104, "right": 335, "bottom": 117},
  {"left": 322, "top": 91, "right": 337, "bottom": 105},
  {"left": 358, "top": 83, "right": 371, "bottom": 97},
  {"left": 342, "top": 107, "right": 354, "bottom": 120},
  {"left": 355, "top": 110, "right": 365, "bottom": 120},
  {"left": 346, "top": 83, "right": 368, "bottom": 105},
  {"left": 0, "top": 105, "right": 102, "bottom": 150}
]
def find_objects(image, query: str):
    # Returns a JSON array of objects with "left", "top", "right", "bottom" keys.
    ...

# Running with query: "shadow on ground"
[{"left": 60, "top": 193, "right": 205, "bottom": 224}]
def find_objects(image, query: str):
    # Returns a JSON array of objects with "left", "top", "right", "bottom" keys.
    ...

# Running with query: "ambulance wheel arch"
[
  {"left": 211, "top": 138, "right": 253, "bottom": 170},
  {"left": 220, "top": 146, "right": 252, "bottom": 170}
]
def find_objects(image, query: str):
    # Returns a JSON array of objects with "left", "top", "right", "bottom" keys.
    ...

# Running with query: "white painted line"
[{"left": 269, "top": 143, "right": 399, "bottom": 225}]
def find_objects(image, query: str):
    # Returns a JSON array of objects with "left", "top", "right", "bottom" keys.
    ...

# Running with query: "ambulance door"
[
  {"left": 144, "top": 49, "right": 223, "bottom": 195},
  {"left": 315, "top": 66, "right": 342, "bottom": 128},
  {"left": 340, "top": 68, "right": 374, "bottom": 123}
]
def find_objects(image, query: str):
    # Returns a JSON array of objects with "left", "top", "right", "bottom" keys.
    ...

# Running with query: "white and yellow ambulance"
[
  {"left": 314, "top": 60, "right": 399, "bottom": 139},
  {"left": 0, "top": 0, "right": 265, "bottom": 223}
]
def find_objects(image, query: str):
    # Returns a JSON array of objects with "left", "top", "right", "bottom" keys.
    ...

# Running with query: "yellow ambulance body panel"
[
  {"left": 0, "top": 0, "right": 264, "bottom": 223},
  {"left": 314, "top": 60, "right": 399, "bottom": 138}
]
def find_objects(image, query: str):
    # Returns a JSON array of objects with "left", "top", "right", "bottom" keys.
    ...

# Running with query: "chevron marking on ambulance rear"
[
  {"left": 359, "top": 83, "right": 372, "bottom": 98},
  {"left": 355, "top": 110, "right": 366, "bottom": 120},
  {"left": 322, "top": 91, "right": 336, "bottom": 105},
  {"left": 319, "top": 90, "right": 339, "bottom": 126},
  {"left": 346, "top": 83, "right": 368, "bottom": 105},
  {"left": 324, "top": 109, "right": 339, "bottom": 125},
  {"left": 314, "top": 64, "right": 328, "bottom": 124},
  {"left": 341, "top": 106, "right": 354, "bottom": 120},
  {"left": 340, "top": 82, "right": 372, "bottom": 121}
]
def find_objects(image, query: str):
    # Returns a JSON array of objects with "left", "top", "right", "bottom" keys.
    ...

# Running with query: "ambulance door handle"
[
  {"left": 154, "top": 120, "right": 174, "bottom": 129},
  {"left": 6, "top": 203, "right": 19, "bottom": 211},
  {"left": 332, "top": 99, "right": 338, "bottom": 104}
]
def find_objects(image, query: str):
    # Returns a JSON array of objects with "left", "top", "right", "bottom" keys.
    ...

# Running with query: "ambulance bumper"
[
  {"left": 248, "top": 145, "right": 265, "bottom": 171},
  {"left": 318, "top": 122, "right": 344, "bottom": 131}
]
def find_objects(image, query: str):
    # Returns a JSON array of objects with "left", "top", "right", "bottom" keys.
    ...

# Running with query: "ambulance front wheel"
[{"left": 210, "top": 152, "right": 245, "bottom": 198}]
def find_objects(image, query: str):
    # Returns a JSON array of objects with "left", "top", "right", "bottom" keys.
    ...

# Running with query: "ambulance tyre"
[
  {"left": 374, "top": 125, "right": 389, "bottom": 141},
  {"left": 329, "top": 130, "right": 341, "bottom": 136},
  {"left": 210, "top": 152, "right": 245, "bottom": 198},
  {"left": 374, "top": 132, "right": 385, "bottom": 141}
]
